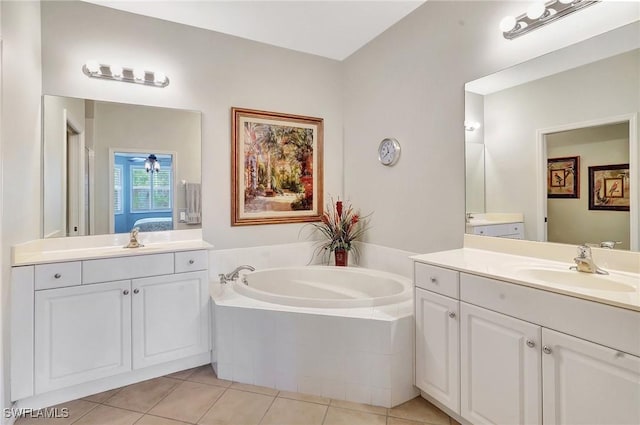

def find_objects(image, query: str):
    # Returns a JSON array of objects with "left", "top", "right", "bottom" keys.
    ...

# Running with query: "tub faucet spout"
[{"left": 218, "top": 265, "right": 255, "bottom": 284}]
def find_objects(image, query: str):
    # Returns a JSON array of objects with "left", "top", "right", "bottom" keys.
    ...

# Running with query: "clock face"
[{"left": 378, "top": 138, "right": 400, "bottom": 166}]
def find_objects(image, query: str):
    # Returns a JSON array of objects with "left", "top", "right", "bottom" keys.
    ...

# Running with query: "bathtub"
[
  {"left": 211, "top": 266, "right": 417, "bottom": 408},
  {"left": 234, "top": 266, "right": 412, "bottom": 308}
]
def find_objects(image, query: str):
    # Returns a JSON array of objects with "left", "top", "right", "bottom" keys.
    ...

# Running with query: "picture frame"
[
  {"left": 588, "top": 164, "right": 630, "bottom": 211},
  {"left": 547, "top": 156, "right": 579, "bottom": 198},
  {"left": 231, "top": 107, "right": 324, "bottom": 226}
]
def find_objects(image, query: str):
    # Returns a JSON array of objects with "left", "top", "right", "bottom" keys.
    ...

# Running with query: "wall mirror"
[
  {"left": 42, "top": 96, "right": 202, "bottom": 238},
  {"left": 464, "top": 22, "right": 639, "bottom": 251}
]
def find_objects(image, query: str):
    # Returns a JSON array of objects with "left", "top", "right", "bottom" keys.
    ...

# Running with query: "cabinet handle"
[
  {"left": 543, "top": 345, "right": 552, "bottom": 355},
  {"left": 133, "top": 289, "right": 140, "bottom": 294},
  {"left": 430, "top": 277, "right": 438, "bottom": 284},
  {"left": 526, "top": 339, "right": 535, "bottom": 348},
  {"left": 189, "top": 259, "right": 195, "bottom": 265},
  {"left": 448, "top": 311, "right": 456, "bottom": 319},
  {"left": 123, "top": 289, "right": 129, "bottom": 295},
  {"left": 54, "top": 273, "right": 61, "bottom": 279}
]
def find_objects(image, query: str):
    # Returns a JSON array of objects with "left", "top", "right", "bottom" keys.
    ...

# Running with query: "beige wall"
[
  {"left": 41, "top": 0, "right": 344, "bottom": 249},
  {"left": 92, "top": 101, "right": 201, "bottom": 234},
  {"left": 0, "top": 0, "right": 42, "bottom": 416},
  {"left": 483, "top": 49, "right": 640, "bottom": 242},
  {"left": 547, "top": 124, "right": 630, "bottom": 249},
  {"left": 42, "top": 95, "right": 85, "bottom": 238},
  {"left": 465, "top": 91, "right": 485, "bottom": 213}
]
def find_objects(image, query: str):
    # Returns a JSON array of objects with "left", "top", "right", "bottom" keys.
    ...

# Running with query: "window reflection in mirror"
[{"left": 43, "top": 96, "right": 202, "bottom": 238}]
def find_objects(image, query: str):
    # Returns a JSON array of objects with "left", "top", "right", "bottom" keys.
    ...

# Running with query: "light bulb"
[
  {"left": 154, "top": 71, "right": 167, "bottom": 84},
  {"left": 527, "top": 3, "right": 546, "bottom": 20},
  {"left": 558, "top": 0, "right": 573, "bottom": 4},
  {"left": 110, "top": 65, "right": 123, "bottom": 78},
  {"left": 85, "top": 60, "right": 100, "bottom": 74},
  {"left": 499, "top": 15, "right": 517, "bottom": 32},
  {"left": 133, "top": 68, "right": 146, "bottom": 81}
]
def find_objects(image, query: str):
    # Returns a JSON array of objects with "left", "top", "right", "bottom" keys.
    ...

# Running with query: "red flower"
[
  {"left": 336, "top": 201, "right": 343, "bottom": 217},
  {"left": 352, "top": 215, "right": 359, "bottom": 224}
]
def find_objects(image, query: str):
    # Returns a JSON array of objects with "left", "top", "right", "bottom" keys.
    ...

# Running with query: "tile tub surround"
[
  {"left": 14, "top": 365, "right": 457, "bottom": 425},
  {"left": 212, "top": 282, "right": 416, "bottom": 408},
  {"left": 209, "top": 241, "right": 417, "bottom": 281}
]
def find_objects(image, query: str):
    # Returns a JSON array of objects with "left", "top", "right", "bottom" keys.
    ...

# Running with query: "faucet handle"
[{"left": 577, "top": 244, "right": 591, "bottom": 258}]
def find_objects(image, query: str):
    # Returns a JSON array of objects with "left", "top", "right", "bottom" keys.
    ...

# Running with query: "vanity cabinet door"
[
  {"left": 542, "top": 328, "right": 640, "bottom": 425},
  {"left": 460, "top": 302, "right": 541, "bottom": 425},
  {"left": 132, "top": 271, "right": 209, "bottom": 369},
  {"left": 415, "top": 288, "right": 460, "bottom": 414},
  {"left": 34, "top": 280, "right": 132, "bottom": 393}
]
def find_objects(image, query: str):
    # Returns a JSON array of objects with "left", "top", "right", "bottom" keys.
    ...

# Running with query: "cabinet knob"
[
  {"left": 448, "top": 311, "right": 456, "bottom": 319},
  {"left": 543, "top": 345, "right": 552, "bottom": 355},
  {"left": 526, "top": 339, "right": 535, "bottom": 348},
  {"left": 133, "top": 289, "right": 140, "bottom": 294},
  {"left": 189, "top": 259, "right": 195, "bottom": 265},
  {"left": 123, "top": 289, "right": 130, "bottom": 295},
  {"left": 430, "top": 277, "right": 438, "bottom": 284},
  {"left": 54, "top": 273, "right": 61, "bottom": 279}
]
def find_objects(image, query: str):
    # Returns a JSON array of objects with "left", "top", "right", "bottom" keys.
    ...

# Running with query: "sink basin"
[{"left": 514, "top": 267, "right": 638, "bottom": 293}]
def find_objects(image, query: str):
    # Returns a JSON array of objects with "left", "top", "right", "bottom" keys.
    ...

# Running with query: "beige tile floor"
[{"left": 16, "top": 366, "right": 460, "bottom": 425}]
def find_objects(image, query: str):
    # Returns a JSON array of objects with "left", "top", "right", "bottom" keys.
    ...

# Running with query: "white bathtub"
[
  {"left": 212, "top": 266, "right": 417, "bottom": 407},
  {"left": 233, "top": 266, "right": 412, "bottom": 308}
]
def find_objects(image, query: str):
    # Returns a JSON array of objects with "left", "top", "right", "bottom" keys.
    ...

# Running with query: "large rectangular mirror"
[
  {"left": 464, "top": 22, "right": 639, "bottom": 251},
  {"left": 43, "top": 96, "right": 202, "bottom": 238}
]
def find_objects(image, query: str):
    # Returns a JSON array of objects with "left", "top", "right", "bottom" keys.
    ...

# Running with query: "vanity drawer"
[
  {"left": 83, "top": 253, "right": 174, "bottom": 284},
  {"left": 415, "top": 262, "right": 459, "bottom": 298},
  {"left": 460, "top": 273, "right": 640, "bottom": 356},
  {"left": 175, "top": 250, "right": 208, "bottom": 273},
  {"left": 35, "top": 262, "right": 81, "bottom": 290}
]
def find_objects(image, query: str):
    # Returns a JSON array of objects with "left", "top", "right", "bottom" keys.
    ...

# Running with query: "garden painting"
[{"left": 232, "top": 108, "right": 323, "bottom": 225}]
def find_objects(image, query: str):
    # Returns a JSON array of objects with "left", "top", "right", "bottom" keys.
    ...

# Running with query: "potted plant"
[{"left": 309, "top": 198, "right": 370, "bottom": 266}]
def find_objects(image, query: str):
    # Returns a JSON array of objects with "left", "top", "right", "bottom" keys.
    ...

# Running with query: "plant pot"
[{"left": 334, "top": 249, "right": 348, "bottom": 267}]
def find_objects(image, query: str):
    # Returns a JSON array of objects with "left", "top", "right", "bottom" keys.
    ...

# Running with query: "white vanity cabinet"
[
  {"left": 414, "top": 263, "right": 460, "bottom": 414},
  {"left": 11, "top": 249, "right": 210, "bottom": 404},
  {"left": 413, "top": 260, "right": 640, "bottom": 425},
  {"left": 460, "top": 302, "right": 541, "bottom": 425},
  {"left": 34, "top": 280, "right": 132, "bottom": 393},
  {"left": 542, "top": 328, "right": 640, "bottom": 425},
  {"left": 467, "top": 222, "right": 524, "bottom": 239},
  {"left": 132, "top": 271, "right": 209, "bottom": 369}
]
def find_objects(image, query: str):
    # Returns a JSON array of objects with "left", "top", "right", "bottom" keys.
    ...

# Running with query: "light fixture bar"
[
  {"left": 82, "top": 62, "right": 170, "bottom": 88},
  {"left": 502, "top": 0, "right": 599, "bottom": 40}
]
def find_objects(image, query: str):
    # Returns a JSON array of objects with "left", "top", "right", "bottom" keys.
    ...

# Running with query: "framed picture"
[
  {"left": 547, "top": 156, "right": 579, "bottom": 198},
  {"left": 588, "top": 164, "right": 630, "bottom": 211},
  {"left": 231, "top": 107, "right": 324, "bottom": 226}
]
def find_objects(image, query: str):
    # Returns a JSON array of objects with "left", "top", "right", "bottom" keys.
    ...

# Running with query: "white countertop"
[
  {"left": 412, "top": 248, "right": 640, "bottom": 312},
  {"left": 12, "top": 229, "right": 213, "bottom": 266},
  {"left": 465, "top": 212, "right": 524, "bottom": 227}
]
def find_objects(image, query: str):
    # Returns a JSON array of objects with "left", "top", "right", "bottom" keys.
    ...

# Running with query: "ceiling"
[{"left": 83, "top": 0, "right": 426, "bottom": 61}]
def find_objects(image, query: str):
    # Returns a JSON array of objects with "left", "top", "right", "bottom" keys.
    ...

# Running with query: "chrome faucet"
[
  {"left": 571, "top": 245, "right": 608, "bottom": 275},
  {"left": 218, "top": 265, "right": 255, "bottom": 284},
  {"left": 599, "top": 241, "right": 621, "bottom": 249},
  {"left": 125, "top": 227, "right": 144, "bottom": 248}
]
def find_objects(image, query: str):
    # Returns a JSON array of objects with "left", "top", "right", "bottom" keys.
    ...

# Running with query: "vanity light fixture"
[
  {"left": 82, "top": 61, "right": 170, "bottom": 88},
  {"left": 464, "top": 121, "right": 481, "bottom": 132},
  {"left": 144, "top": 154, "right": 161, "bottom": 173},
  {"left": 500, "top": 0, "right": 599, "bottom": 40}
]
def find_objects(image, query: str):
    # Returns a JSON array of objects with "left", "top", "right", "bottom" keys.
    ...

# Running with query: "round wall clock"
[{"left": 378, "top": 138, "right": 401, "bottom": 166}]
